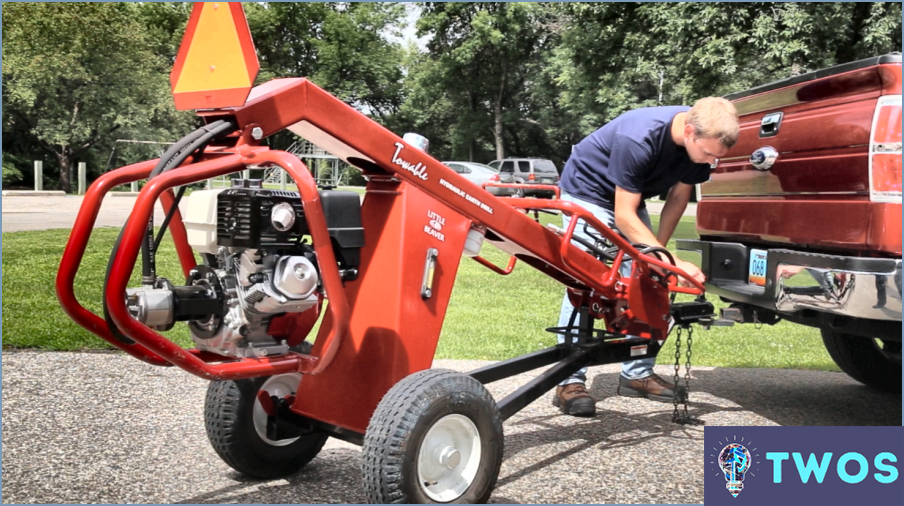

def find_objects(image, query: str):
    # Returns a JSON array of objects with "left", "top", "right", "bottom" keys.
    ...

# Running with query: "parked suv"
[
  {"left": 487, "top": 158, "right": 560, "bottom": 198},
  {"left": 678, "top": 53, "right": 902, "bottom": 392}
]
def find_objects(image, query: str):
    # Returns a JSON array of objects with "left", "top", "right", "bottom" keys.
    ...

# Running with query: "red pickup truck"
[{"left": 679, "top": 53, "right": 902, "bottom": 392}]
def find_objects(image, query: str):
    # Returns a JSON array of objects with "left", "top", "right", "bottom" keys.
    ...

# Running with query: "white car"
[{"left": 442, "top": 161, "right": 516, "bottom": 196}]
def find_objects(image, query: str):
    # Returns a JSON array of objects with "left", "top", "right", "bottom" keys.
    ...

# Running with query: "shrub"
[{"left": 2, "top": 161, "right": 23, "bottom": 185}]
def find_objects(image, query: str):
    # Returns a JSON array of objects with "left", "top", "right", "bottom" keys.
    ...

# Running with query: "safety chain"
[
  {"left": 672, "top": 325, "right": 703, "bottom": 425},
  {"left": 753, "top": 309, "right": 763, "bottom": 330},
  {"left": 672, "top": 327, "right": 681, "bottom": 421}
]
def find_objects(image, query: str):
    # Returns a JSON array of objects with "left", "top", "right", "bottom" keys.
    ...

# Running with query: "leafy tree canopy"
[
  {"left": 2, "top": 2, "right": 900, "bottom": 189},
  {"left": 2, "top": 2, "right": 190, "bottom": 191}
]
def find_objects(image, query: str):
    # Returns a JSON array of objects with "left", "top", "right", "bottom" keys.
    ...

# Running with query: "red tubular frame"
[
  {"left": 503, "top": 197, "right": 706, "bottom": 294},
  {"left": 56, "top": 158, "right": 196, "bottom": 365},
  {"left": 249, "top": 150, "right": 350, "bottom": 375},
  {"left": 91, "top": 147, "right": 351, "bottom": 380},
  {"left": 473, "top": 254, "right": 518, "bottom": 275}
]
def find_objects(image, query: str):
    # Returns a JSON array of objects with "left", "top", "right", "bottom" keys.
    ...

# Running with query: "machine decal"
[
  {"left": 425, "top": 210, "right": 446, "bottom": 242},
  {"left": 438, "top": 178, "right": 495, "bottom": 215},
  {"left": 391, "top": 142, "right": 429, "bottom": 181}
]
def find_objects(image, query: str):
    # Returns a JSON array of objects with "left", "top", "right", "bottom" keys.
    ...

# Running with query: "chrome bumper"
[
  {"left": 775, "top": 259, "right": 901, "bottom": 321},
  {"left": 677, "top": 240, "right": 902, "bottom": 322}
]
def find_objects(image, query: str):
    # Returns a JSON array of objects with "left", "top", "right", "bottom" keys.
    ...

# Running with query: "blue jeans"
[{"left": 557, "top": 192, "right": 656, "bottom": 385}]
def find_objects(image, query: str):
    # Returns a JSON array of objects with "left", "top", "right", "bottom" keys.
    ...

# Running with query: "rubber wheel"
[
  {"left": 362, "top": 369, "right": 504, "bottom": 504},
  {"left": 512, "top": 188, "right": 524, "bottom": 198},
  {"left": 205, "top": 374, "right": 329, "bottom": 479},
  {"left": 821, "top": 327, "right": 902, "bottom": 393}
]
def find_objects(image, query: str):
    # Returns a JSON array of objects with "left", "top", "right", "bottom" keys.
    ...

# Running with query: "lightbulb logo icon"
[
  {"left": 719, "top": 442, "right": 751, "bottom": 497},
  {"left": 709, "top": 435, "right": 760, "bottom": 500}
]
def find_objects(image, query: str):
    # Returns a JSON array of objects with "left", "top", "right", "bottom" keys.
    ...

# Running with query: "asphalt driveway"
[
  {"left": 1, "top": 352, "right": 899, "bottom": 504},
  {"left": 1, "top": 194, "right": 184, "bottom": 233}
]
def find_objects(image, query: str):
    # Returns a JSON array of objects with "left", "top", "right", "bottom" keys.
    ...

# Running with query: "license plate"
[
  {"left": 542, "top": 178, "right": 554, "bottom": 184},
  {"left": 748, "top": 249, "right": 768, "bottom": 286}
]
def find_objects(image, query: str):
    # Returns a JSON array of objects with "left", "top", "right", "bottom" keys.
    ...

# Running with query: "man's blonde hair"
[{"left": 686, "top": 97, "right": 740, "bottom": 148}]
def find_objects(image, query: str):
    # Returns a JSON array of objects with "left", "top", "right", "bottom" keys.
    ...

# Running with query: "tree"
[
  {"left": 134, "top": 2, "right": 194, "bottom": 64},
  {"left": 2, "top": 154, "right": 23, "bottom": 186},
  {"left": 414, "top": 2, "right": 549, "bottom": 160},
  {"left": 2, "top": 2, "right": 183, "bottom": 192},
  {"left": 243, "top": 2, "right": 406, "bottom": 117},
  {"left": 547, "top": 2, "right": 903, "bottom": 134},
  {"left": 313, "top": 3, "right": 407, "bottom": 119},
  {"left": 244, "top": 2, "right": 331, "bottom": 84}
]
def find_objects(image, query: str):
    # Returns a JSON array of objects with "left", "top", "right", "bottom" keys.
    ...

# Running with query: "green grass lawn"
[
  {"left": 1, "top": 212, "right": 837, "bottom": 371},
  {"left": 2, "top": 228, "right": 196, "bottom": 350}
]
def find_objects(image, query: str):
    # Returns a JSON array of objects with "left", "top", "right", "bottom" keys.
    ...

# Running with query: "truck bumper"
[{"left": 677, "top": 240, "right": 902, "bottom": 322}]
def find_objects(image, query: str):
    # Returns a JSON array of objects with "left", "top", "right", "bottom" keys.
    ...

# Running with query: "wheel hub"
[
  {"left": 437, "top": 446, "right": 462, "bottom": 469},
  {"left": 252, "top": 373, "right": 303, "bottom": 446},
  {"left": 417, "top": 414, "right": 481, "bottom": 502}
]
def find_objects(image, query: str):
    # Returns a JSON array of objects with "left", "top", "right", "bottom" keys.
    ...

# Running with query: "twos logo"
[
  {"left": 704, "top": 426, "right": 902, "bottom": 506},
  {"left": 766, "top": 449, "right": 897, "bottom": 486}
]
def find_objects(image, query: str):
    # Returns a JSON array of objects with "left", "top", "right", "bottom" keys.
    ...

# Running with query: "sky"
[{"left": 386, "top": 3, "right": 430, "bottom": 51}]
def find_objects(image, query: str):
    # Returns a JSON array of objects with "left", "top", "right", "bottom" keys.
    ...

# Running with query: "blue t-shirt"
[{"left": 559, "top": 106, "right": 711, "bottom": 210}]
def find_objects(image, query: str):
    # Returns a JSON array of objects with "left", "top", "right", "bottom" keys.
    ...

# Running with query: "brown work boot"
[
  {"left": 551, "top": 382, "right": 596, "bottom": 416},
  {"left": 617, "top": 374, "right": 687, "bottom": 402}
]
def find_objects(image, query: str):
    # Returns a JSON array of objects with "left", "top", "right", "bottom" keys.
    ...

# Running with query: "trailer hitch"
[{"left": 670, "top": 296, "right": 735, "bottom": 329}]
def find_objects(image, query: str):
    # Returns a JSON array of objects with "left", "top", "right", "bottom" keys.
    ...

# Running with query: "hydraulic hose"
[
  {"left": 142, "top": 119, "right": 237, "bottom": 280},
  {"left": 150, "top": 121, "right": 238, "bottom": 251},
  {"left": 103, "top": 120, "right": 236, "bottom": 343},
  {"left": 638, "top": 245, "right": 675, "bottom": 265}
]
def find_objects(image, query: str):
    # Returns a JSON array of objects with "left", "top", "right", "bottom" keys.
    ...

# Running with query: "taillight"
[
  {"left": 489, "top": 174, "right": 499, "bottom": 182},
  {"left": 528, "top": 173, "right": 536, "bottom": 181},
  {"left": 872, "top": 154, "right": 902, "bottom": 193},
  {"left": 869, "top": 94, "right": 902, "bottom": 203}
]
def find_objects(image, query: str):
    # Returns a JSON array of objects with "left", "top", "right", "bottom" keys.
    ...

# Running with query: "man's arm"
[
  {"left": 613, "top": 186, "right": 662, "bottom": 246},
  {"left": 613, "top": 185, "right": 705, "bottom": 285},
  {"left": 656, "top": 182, "right": 693, "bottom": 245}
]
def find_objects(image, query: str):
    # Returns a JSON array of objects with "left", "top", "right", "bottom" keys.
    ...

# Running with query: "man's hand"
[
  {"left": 646, "top": 254, "right": 705, "bottom": 287},
  {"left": 675, "top": 259, "right": 706, "bottom": 286}
]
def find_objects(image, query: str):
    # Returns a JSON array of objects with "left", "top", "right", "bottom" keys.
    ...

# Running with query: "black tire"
[
  {"left": 512, "top": 187, "right": 524, "bottom": 198},
  {"left": 821, "top": 327, "right": 902, "bottom": 393},
  {"left": 205, "top": 375, "right": 329, "bottom": 479},
  {"left": 362, "top": 369, "right": 504, "bottom": 504}
]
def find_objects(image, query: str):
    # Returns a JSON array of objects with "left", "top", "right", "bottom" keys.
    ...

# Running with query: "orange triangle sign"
[{"left": 170, "top": 2, "right": 259, "bottom": 111}]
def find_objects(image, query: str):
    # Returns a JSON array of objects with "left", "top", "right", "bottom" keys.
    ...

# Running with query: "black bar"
[
  {"left": 491, "top": 337, "right": 665, "bottom": 421},
  {"left": 141, "top": 217, "right": 155, "bottom": 284},
  {"left": 497, "top": 349, "right": 593, "bottom": 421},
  {"left": 585, "top": 338, "right": 662, "bottom": 366},
  {"left": 278, "top": 406, "right": 365, "bottom": 447},
  {"left": 468, "top": 346, "right": 566, "bottom": 385},
  {"left": 308, "top": 419, "right": 364, "bottom": 446}
]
